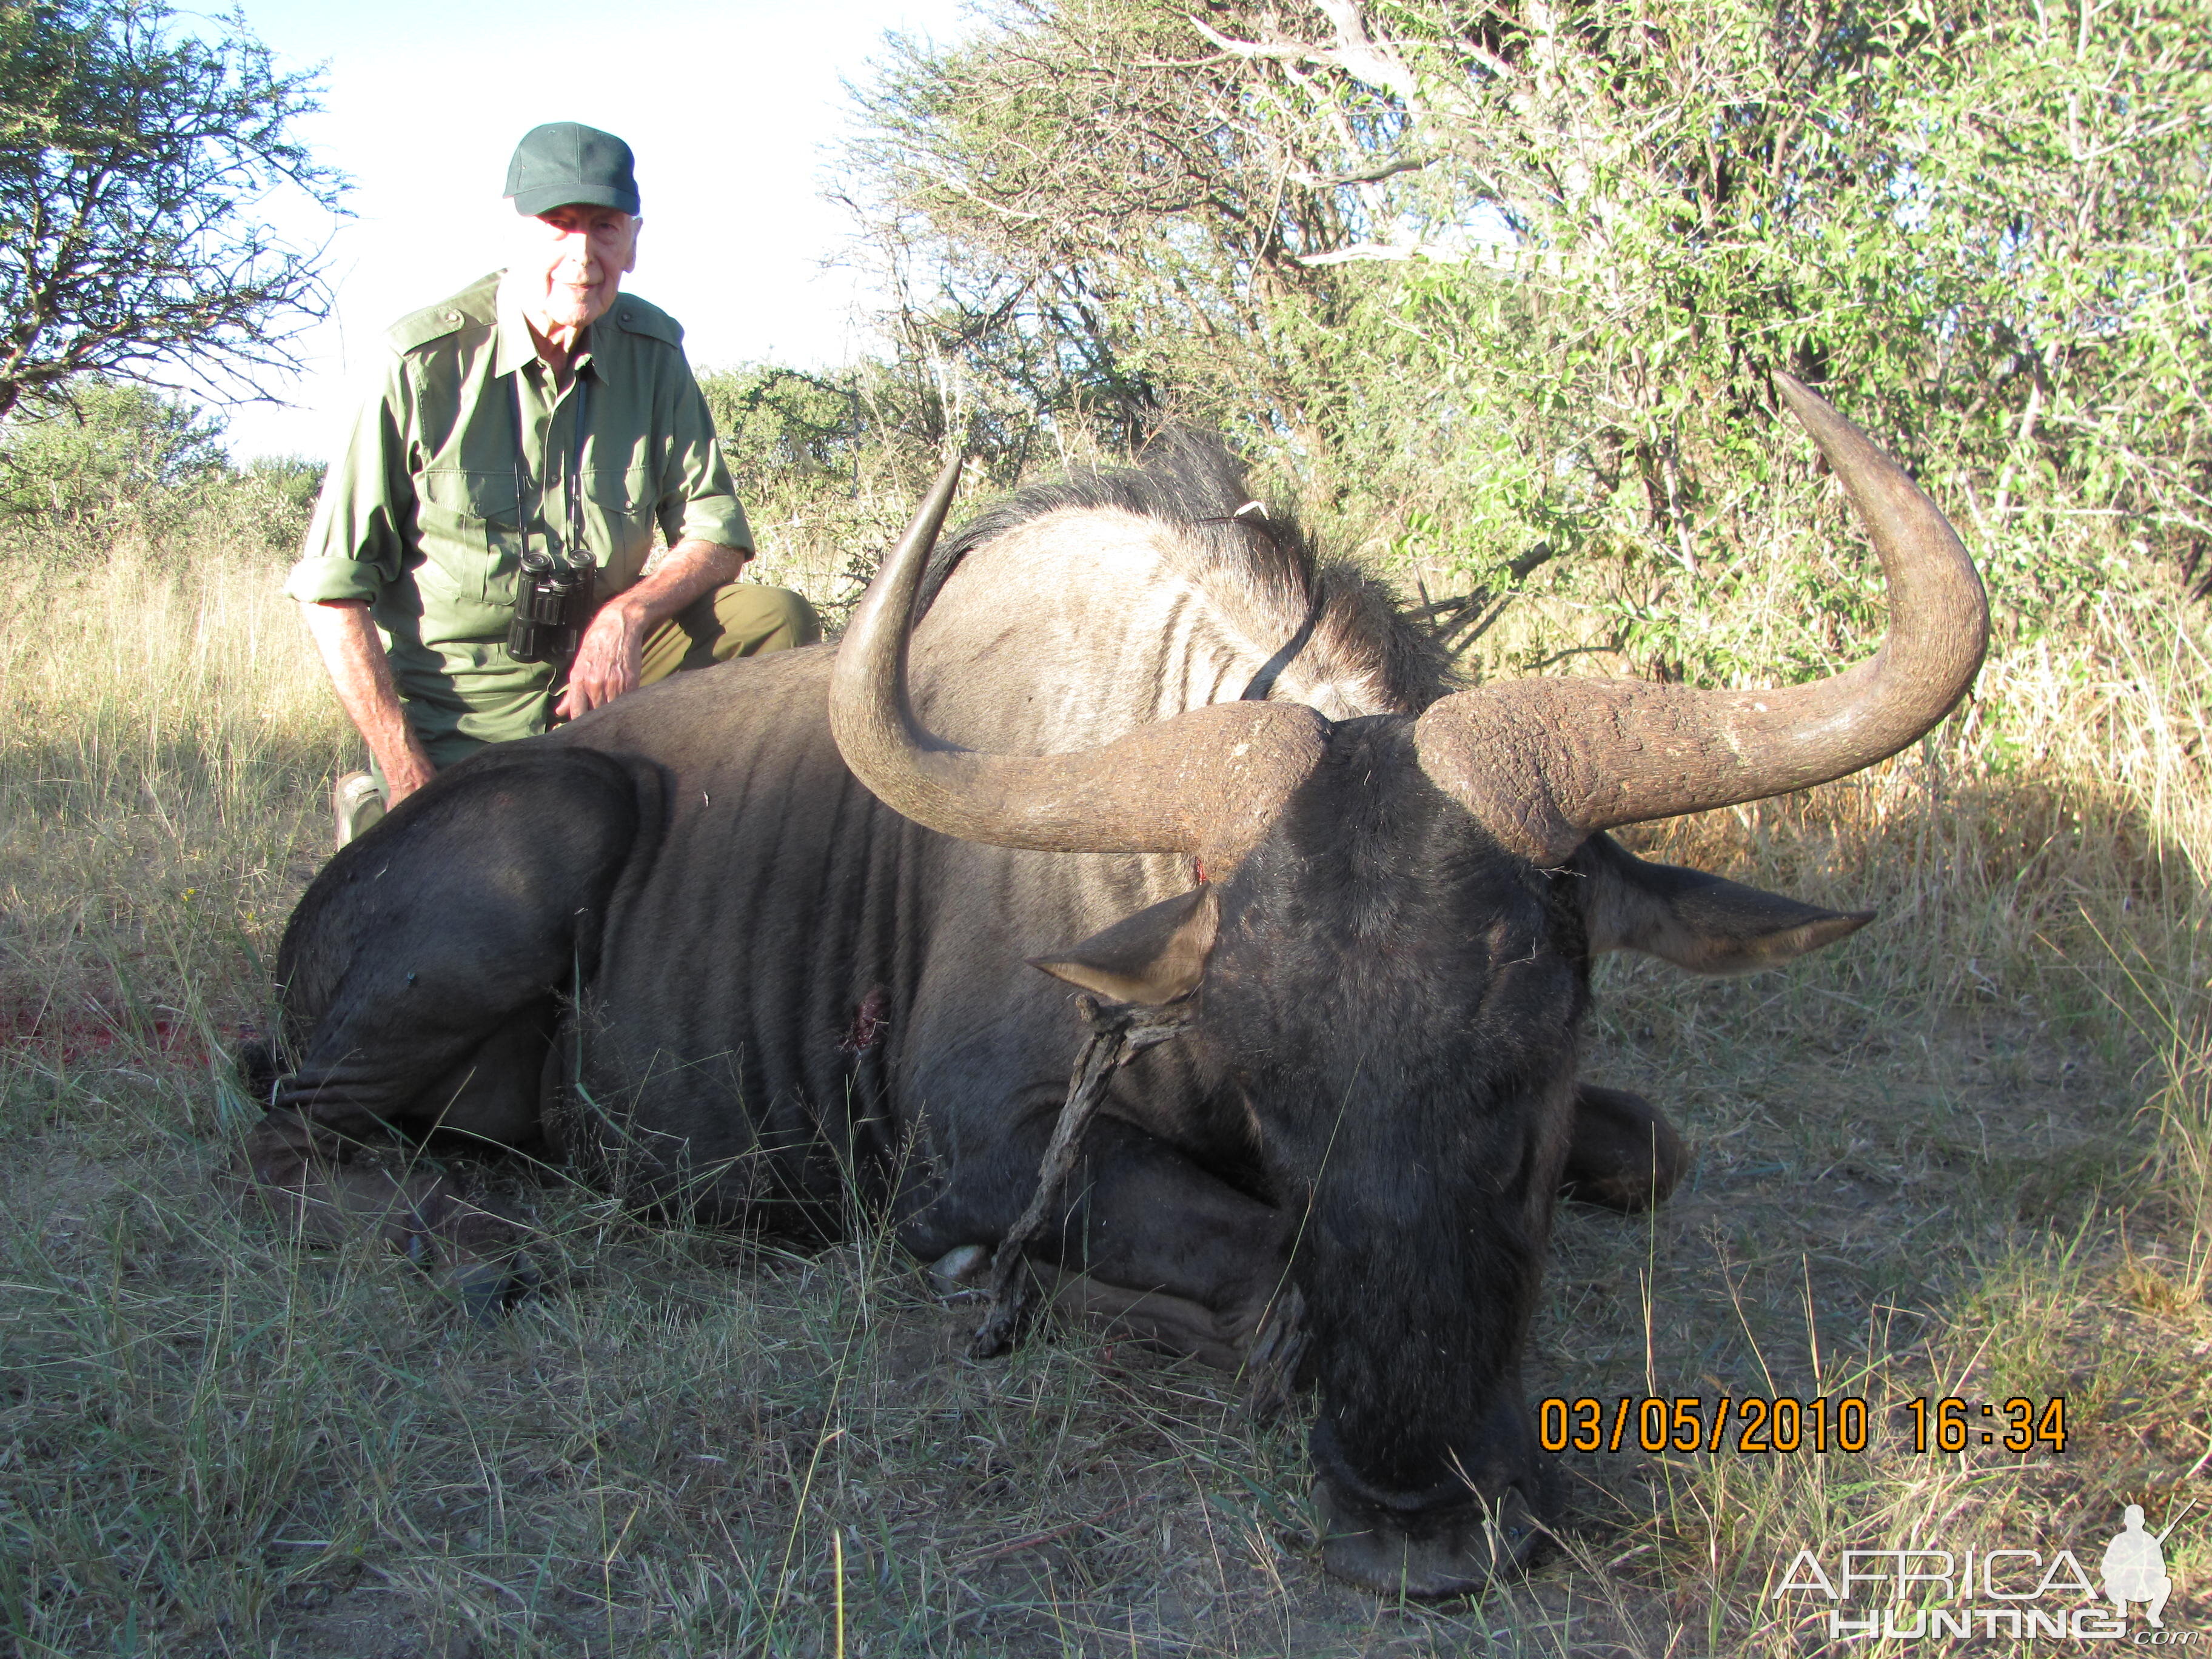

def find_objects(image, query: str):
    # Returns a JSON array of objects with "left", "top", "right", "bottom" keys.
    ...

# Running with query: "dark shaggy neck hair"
[{"left": 916, "top": 427, "right": 1458, "bottom": 716}]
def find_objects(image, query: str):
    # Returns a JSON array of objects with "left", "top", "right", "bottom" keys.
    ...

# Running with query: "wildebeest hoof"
[
  {"left": 927, "top": 1242, "right": 993, "bottom": 1298},
  {"left": 1558, "top": 1084, "right": 1689, "bottom": 1213},
  {"left": 1241, "top": 1284, "right": 1309, "bottom": 1419},
  {"left": 1315, "top": 1481, "right": 1541, "bottom": 1598},
  {"left": 446, "top": 1256, "right": 540, "bottom": 1326}
]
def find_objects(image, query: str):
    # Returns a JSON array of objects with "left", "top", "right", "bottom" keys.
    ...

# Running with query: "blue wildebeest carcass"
[{"left": 243, "top": 374, "right": 1986, "bottom": 1595}]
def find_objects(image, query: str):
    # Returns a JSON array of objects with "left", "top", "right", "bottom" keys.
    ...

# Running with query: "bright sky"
[{"left": 213, "top": 0, "right": 972, "bottom": 462}]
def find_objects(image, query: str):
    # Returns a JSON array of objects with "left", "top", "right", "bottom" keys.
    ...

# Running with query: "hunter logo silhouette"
[{"left": 2102, "top": 1503, "right": 2184, "bottom": 1627}]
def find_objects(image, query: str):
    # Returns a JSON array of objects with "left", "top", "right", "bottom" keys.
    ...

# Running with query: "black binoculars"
[{"left": 508, "top": 548, "right": 598, "bottom": 666}]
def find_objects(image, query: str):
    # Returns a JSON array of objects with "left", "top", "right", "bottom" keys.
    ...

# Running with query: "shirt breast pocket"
[
  {"left": 586, "top": 464, "right": 657, "bottom": 593},
  {"left": 417, "top": 467, "right": 522, "bottom": 605}
]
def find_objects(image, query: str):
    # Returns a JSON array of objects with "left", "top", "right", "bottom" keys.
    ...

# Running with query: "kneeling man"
[{"left": 289, "top": 121, "right": 819, "bottom": 843}]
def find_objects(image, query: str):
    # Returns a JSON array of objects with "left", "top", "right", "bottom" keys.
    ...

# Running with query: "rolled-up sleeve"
[
  {"left": 284, "top": 358, "right": 416, "bottom": 605},
  {"left": 657, "top": 372, "right": 753, "bottom": 554}
]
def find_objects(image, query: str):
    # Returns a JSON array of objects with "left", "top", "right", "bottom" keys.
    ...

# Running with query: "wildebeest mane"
[{"left": 914, "top": 427, "right": 1457, "bottom": 716}]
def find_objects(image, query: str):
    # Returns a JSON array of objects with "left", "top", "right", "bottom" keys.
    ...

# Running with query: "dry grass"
[{"left": 1, "top": 511, "right": 2208, "bottom": 1657}]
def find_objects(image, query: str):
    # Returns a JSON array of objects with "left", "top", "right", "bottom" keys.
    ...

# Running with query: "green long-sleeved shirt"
[{"left": 286, "top": 270, "right": 751, "bottom": 760}]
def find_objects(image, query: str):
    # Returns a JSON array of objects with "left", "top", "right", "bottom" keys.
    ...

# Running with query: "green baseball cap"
[{"left": 504, "top": 121, "right": 640, "bottom": 217}]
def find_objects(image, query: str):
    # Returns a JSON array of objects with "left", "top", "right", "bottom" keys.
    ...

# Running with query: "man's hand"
[
  {"left": 380, "top": 746, "right": 438, "bottom": 802},
  {"left": 555, "top": 596, "right": 647, "bottom": 717},
  {"left": 554, "top": 537, "right": 745, "bottom": 721}
]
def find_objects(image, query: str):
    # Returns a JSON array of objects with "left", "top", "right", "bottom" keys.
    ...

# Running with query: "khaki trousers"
[
  {"left": 370, "top": 581, "right": 822, "bottom": 789},
  {"left": 635, "top": 580, "right": 821, "bottom": 684}
]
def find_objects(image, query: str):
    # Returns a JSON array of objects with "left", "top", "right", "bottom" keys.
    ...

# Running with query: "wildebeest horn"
[
  {"left": 830, "top": 453, "right": 1329, "bottom": 871},
  {"left": 1414, "top": 373, "right": 1989, "bottom": 865}
]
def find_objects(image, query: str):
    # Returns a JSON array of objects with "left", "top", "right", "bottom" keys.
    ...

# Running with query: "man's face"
[{"left": 513, "top": 203, "right": 639, "bottom": 335}]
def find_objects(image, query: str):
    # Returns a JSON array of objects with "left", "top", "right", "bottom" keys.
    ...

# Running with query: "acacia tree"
[
  {"left": 849, "top": 0, "right": 2212, "bottom": 617},
  {"left": 845, "top": 2, "right": 1398, "bottom": 473},
  {"left": 848, "top": 0, "right": 1959, "bottom": 560},
  {"left": 0, "top": 0, "right": 343, "bottom": 422},
  {"left": 1199, "top": 0, "right": 2212, "bottom": 598}
]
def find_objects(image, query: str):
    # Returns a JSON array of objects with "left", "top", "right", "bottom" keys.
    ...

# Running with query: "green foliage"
[
  {"left": 0, "top": 378, "right": 322, "bottom": 563},
  {"left": 0, "top": 377, "right": 226, "bottom": 519},
  {"left": 692, "top": 361, "right": 966, "bottom": 622},
  {"left": 699, "top": 363, "right": 867, "bottom": 491},
  {"left": 697, "top": 356, "right": 1044, "bottom": 501},
  {"left": 241, "top": 451, "right": 326, "bottom": 518},
  {"left": 0, "top": 0, "right": 345, "bottom": 421},
  {"left": 843, "top": 0, "right": 2211, "bottom": 672},
  {"left": 846, "top": 0, "right": 1376, "bottom": 473}
]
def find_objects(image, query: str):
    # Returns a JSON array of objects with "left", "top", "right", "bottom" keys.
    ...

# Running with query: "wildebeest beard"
[{"left": 1198, "top": 716, "right": 1580, "bottom": 1527}]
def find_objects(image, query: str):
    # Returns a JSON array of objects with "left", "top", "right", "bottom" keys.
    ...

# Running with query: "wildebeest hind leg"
[
  {"left": 240, "top": 746, "right": 654, "bottom": 1306},
  {"left": 417, "top": 998, "right": 558, "bottom": 1150},
  {"left": 236, "top": 1105, "right": 534, "bottom": 1311}
]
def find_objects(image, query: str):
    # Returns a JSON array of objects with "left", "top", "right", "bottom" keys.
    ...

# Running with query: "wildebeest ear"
[
  {"left": 1028, "top": 886, "right": 1222, "bottom": 1005},
  {"left": 1574, "top": 833, "right": 1873, "bottom": 975}
]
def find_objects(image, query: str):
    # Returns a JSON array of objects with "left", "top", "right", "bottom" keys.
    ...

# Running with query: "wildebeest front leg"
[
  {"left": 1057, "top": 1118, "right": 1301, "bottom": 1375},
  {"left": 1560, "top": 1082, "right": 1689, "bottom": 1211},
  {"left": 913, "top": 1113, "right": 1299, "bottom": 1387}
]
